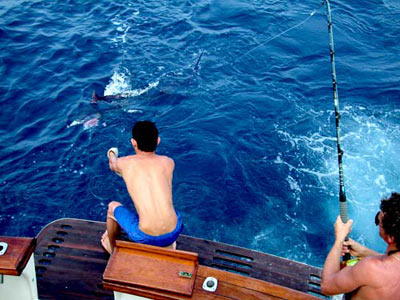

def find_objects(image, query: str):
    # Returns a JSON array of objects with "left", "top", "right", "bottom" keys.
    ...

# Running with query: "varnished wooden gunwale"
[
  {"left": 176, "top": 235, "right": 323, "bottom": 294},
  {"left": 34, "top": 218, "right": 325, "bottom": 300},
  {"left": 0, "top": 236, "right": 35, "bottom": 276},
  {"left": 104, "top": 264, "right": 322, "bottom": 300},
  {"left": 35, "top": 219, "right": 113, "bottom": 300}
]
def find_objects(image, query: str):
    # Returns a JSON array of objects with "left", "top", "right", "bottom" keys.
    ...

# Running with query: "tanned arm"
[
  {"left": 322, "top": 216, "right": 356, "bottom": 295},
  {"left": 343, "top": 238, "right": 381, "bottom": 258},
  {"left": 108, "top": 149, "right": 123, "bottom": 176}
]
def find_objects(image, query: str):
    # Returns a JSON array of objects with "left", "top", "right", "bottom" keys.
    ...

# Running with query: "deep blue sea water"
[{"left": 1, "top": 0, "right": 399, "bottom": 267}]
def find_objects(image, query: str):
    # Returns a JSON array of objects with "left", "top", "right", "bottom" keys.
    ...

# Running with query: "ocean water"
[{"left": 1, "top": 0, "right": 399, "bottom": 267}]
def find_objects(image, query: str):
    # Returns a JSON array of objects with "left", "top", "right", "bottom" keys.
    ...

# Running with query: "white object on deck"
[
  {"left": 0, "top": 242, "right": 7, "bottom": 256},
  {"left": 202, "top": 276, "right": 218, "bottom": 292},
  {"left": 0, "top": 254, "right": 39, "bottom": 300}
]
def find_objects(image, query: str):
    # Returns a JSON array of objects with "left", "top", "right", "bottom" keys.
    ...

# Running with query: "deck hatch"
[{"left": 103, "top": 240, "right": 199, "bottom": 296}]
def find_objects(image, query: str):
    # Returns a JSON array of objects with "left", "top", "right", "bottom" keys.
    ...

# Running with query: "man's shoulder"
[
  {"left": 156, "top": 154, "right": 174, "bottom": 162},
  {"left": 351, "top": 255, "right": 389, "bottom": 278},
  {"left": 118, "top": 155, "right": 137, "bottom": 166},
  {"left": 352, "top": 255, "right": 400, "bottom": 297},
  {"left": 355, "top": 255, "right": 383, "bottom": 267},
  {"left": 119, "top": 155, "right": 136, "bottom": 161},
  {"left": 155, "top": 155, "right": 174, "bottom": 169}
]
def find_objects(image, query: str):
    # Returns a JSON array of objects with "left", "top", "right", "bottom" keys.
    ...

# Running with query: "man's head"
[
  {"left": 379, "top": 192, "right": 400, "bottom": 248},
  {"left": 131, "top": 121, "right": 159, "bottom": 152}
]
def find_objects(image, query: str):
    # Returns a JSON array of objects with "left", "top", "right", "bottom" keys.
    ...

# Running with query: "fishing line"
[
  {"left": 234, "top": 2, "right": 325, "bottom": 64},
  {"left": 89, "top": 175, "right": 111, "bottom": 201}
]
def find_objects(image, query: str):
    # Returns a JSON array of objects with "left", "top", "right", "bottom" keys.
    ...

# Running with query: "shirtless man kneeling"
[{"left": 101, "top": 120, "right": 183, "bottom": 254}]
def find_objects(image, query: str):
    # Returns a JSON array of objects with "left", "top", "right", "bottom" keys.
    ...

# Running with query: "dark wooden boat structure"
[{"left": 0, "top": 218, "right": 327, "bottom": 300}]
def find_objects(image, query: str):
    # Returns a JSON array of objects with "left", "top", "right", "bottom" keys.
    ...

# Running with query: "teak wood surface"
[
  {"left": 34, "top": 218, "right": 325, "bottom": 300},
  {"left": 103, "top": 241, "right": 198, "bottom": 296},
  {"left": 0, "top": 236, "right": 35, "bottom": 276}
]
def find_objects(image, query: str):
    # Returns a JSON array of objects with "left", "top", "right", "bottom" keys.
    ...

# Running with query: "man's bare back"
[
  {"left": 117, "top": 153, "right": 177, "bottom": 235},
  {"left": 348, "top": 254, "right": 400, "bottom": 299}
]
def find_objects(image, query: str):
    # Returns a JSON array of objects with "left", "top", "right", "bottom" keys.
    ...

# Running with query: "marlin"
[
  {"left": 91, "top": 91, "right": 124, "bottom": 104},
  {"left": 91, "top": 50, "right": 204, "bottom": 104},
  {"left": 193, "top": 49, "right": 204, "bottom": 72}
]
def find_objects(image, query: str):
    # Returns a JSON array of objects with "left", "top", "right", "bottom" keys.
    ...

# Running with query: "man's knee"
[{"left": 108, "top": 201, "right": 122, "bottom": 215}]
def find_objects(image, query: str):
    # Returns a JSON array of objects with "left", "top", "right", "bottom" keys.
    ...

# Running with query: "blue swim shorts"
[{"left": 114, "top": 206, "right": 184, "bottom": 247}]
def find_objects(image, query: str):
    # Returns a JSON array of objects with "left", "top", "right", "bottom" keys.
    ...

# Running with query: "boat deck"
[{"left": 34, "top": 218, "right": 326, "bottom": 300}]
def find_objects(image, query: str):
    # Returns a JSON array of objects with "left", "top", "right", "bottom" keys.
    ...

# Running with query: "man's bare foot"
[
  {"left": 166, "top": 241, "right": 176, "bottom": 250},
  {"left": 101, "top": 231, "right": 113, "bottom": 254}
]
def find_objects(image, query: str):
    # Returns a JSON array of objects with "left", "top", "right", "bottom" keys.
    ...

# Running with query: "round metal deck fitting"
[{"left": 202, "top": 277, "right": 218, "bottom": 292}]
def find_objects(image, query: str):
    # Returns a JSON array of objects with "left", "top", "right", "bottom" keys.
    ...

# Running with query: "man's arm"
[
  {"left": 107, "top": 148, "right": 123, "bottom": 176},
  {"left": 321, "top": 216, "right": 359, "bottom": 295},
  {"left": 343, "top": 238, "right": 381, "bottom": 258}
]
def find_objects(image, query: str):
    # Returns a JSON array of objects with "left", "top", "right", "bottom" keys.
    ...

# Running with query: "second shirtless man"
[{"left": 101, "top": 120, "right": 183, "bottom": 254}]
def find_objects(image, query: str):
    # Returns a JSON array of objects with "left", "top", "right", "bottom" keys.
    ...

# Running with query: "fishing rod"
[{"left": 324, "top": 0, "right": 351, "bottom": 263}]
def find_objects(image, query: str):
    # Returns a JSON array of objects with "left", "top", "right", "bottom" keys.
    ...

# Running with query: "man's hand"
[
  {"left": 107, "top": 147, "right": 122, "bottom": 177},
  {"left": 342, "top": 238, "right": 381, "bottom": 258},
  {"left": 322, "top": 216, "right": 357, "bottom": 295},
  {"left": 334, "top": 215, "right": 353, "bottom": 243},
  {"left": 342, "top": 238, "right": 363, "bottom": 257},
  {"left": 107, "top": 147, "right": 119, "bottom": 159}
]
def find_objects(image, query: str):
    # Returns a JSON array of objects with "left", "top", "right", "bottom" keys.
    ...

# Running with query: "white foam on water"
[
  {"left": 67, "top": 120, "right": 83, "bottom": 128},
  {"left": 341, "top": 105, "right": 400, "bottom": 202},
  {"left": 125, "top": 109, "right": 142, "bottom": 114},
  {"left": 104, "top": 71, "right": 132, "bottom": 96},
  {"left": 121, "top": 26, "right": 130, "bottom": 44},
  {"left": 104, "top": 71, "right": 159, "bottom": 98},
  {"left": 274, "top": 100, "right": 400, "bottom": 256},
  {"left": 273, "top": 104, "right": 397, "bottom": 254},
  {"left": 274, "top": 128, "right": 338, "bottom": 188},
  {"left": 287, "top": 175, "right": 301, "bottom": 192},
  {"left": 111, "top": 15, "right": 131, "bottom": 45},
  {"left": 275, "top": 100, "right": 400, "bottom": 203},
  {"left": 253, "top": 227, "right": 274, "bottom": 242},
  {"left": 374, "top": 174, "right": 388, "bottom": 190},
  {"left": 124, "top": 80, "right": 159, "bottom": 97}
]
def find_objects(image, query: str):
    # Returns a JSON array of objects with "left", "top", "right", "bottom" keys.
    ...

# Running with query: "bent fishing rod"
[{"left": 324, "top": 0, "right": 351, "bottom": 262}]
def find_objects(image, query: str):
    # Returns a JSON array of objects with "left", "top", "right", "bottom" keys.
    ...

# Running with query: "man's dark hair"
[
  {"left": 132, "top": 121, "right": 159, "bottom": 152},
  {"left": 380, "top": 192, "right": 400, "bottom": 248}
]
